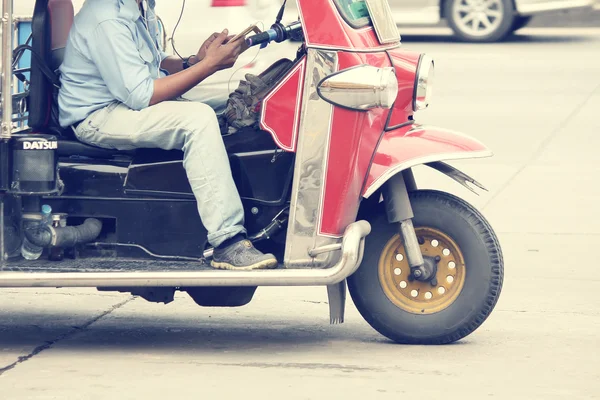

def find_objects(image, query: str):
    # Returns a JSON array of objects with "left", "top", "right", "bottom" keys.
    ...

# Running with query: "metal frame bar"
[
  {"left": 1, "top": 0, "right": 13, "bottom": 139},
  {"left": 0, "top": 221, "right": 371, "bottom": 288}
]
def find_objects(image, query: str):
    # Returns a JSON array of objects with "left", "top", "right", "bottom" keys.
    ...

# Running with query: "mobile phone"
[{"left": 230, "top": 24, "right": 261, "bottom": 43}]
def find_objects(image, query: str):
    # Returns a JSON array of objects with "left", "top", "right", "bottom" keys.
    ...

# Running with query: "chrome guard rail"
[{"left": 0, "top": 221, "right": 371, "bottom": 288}]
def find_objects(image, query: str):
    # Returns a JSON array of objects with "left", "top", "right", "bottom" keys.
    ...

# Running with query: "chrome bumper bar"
[{"left": 0, "top": 221, "right": 371, "bottom": 288}]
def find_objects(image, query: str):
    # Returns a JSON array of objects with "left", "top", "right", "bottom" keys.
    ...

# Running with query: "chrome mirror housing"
[{"left": 317, "top": 65, "right": 398, "bottom": 111}]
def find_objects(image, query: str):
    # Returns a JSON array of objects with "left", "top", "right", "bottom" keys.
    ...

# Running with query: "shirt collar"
[{"left": 118, "top": 0, "right": 143, "bottom": 22}]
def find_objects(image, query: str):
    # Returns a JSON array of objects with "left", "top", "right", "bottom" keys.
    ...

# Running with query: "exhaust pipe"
[{"left": 24, "top": 218, "right": 102, "bottom": 248}]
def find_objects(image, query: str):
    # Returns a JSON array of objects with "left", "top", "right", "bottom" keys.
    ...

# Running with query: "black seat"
[
  {"left": 30, "top": 0, "right": 129, "bottom": 159},
  {"left": 29, "top": 0, "right": 73, "bottom": 137},
  {"left": 55, "top": 140, "right": 132, "bottom": 159}
]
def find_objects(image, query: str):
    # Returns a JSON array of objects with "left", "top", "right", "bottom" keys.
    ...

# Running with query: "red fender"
[{"left": 363, "top": 124, "right": 492, "bottom": 198}]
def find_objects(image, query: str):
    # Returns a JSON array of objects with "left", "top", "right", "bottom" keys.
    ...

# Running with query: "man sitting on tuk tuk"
[{"left": 58, "top": 0, "right": 278, "bottom": 271}]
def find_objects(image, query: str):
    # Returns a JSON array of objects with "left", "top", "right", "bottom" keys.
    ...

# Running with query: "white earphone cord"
[{"left": 227, "top": 21, "right": 264, "bottom": 94}]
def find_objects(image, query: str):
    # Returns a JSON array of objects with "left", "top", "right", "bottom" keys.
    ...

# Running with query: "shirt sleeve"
[
  {"left": 159, "top": 50, "right": 170, "bottom": 63},
  {"left": 88, "top": 20, "right": 155, "bottom": 110}
]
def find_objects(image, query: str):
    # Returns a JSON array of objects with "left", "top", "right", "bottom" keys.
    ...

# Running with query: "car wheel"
[{"left": 445, "top": 0, "right": 516, "bottom": 42}]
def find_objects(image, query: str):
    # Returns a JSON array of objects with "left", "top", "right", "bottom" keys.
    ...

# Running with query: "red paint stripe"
[{"left": 211, "top": 0, "right": 246, "bottom": 6}]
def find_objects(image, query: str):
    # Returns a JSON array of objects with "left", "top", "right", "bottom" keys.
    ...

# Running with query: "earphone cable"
[{"left": 171, "top": 0, "right": 187, "bottom": 61}]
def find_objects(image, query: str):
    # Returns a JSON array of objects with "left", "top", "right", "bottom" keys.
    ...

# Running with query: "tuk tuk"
[{"left": 0, "top": 0, "right": 503, "bottom": 344}]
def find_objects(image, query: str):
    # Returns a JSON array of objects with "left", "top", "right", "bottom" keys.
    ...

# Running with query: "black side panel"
[
  {"left": 0, "top": 139, "right": 10, "bottom": 191},
  {"left": 57, "top": 160, "right": 129, "bottom": 197},
  {"left": 230, "top": 151, "right": 295, "bottom": 204},
  {"left": 45, "top": 197, "right": 206, "bottom": 258},
  {"left": 123, "top": 130, "right": 293, "bottom": 205}
]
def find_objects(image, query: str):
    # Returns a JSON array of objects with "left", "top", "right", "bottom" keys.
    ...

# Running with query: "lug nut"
[{"left": 413, "top": 269, "right": 422, "bottom": 278}]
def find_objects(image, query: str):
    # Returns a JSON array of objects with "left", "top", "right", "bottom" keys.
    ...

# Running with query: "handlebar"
[{"left": 246, "top": 21, "right": 303, "bottom": 48}]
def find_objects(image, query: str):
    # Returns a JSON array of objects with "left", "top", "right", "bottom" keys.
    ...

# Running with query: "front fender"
[{"left": 363, "top": 124, "right": 492, "bottom": 198}]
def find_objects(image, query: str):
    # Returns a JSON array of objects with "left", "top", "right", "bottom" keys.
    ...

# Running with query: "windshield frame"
[
  {"left": 332, "top": 0, "right": 372, "bottom": 29},
  {"left": 331, "top": 0, "right": 400, "bottom": 45}
]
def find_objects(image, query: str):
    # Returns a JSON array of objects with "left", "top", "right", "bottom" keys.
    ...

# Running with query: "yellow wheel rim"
[{"left": 378, "top": 227, "right": 466, "bottom": 315}]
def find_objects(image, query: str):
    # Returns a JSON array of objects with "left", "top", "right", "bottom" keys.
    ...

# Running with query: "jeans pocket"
[
  {"left": 74, "top": 102, "right": 134, "bottom": 150},
  {"left": 73, "top": 127, "right": 114, "bottom": 150},
  {"left": 86, "top": 102, "right": 121, "bottom": 131}
]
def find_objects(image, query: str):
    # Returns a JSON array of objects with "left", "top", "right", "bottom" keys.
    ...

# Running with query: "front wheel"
[
  {"left": 348, "top": 190, "right": 503, "bottom": 344},
  {"left": 445, "top": 0, "right": 515, "bottom": 42}
]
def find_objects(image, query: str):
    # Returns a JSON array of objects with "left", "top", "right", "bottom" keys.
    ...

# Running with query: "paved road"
[{"left": 1, "top": 29, "right": 600, "bottom": 399}]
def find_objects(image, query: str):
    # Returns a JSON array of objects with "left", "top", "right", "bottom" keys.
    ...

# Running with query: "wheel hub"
[
  {"left": 378, "top": 227, "right": 466, "bottom": 315},
  {"left": 410, "top": 255, "right": 439, "bottom": 283},
  {"left": 453, "top": 0, "right": 504, "bottom": 37}
]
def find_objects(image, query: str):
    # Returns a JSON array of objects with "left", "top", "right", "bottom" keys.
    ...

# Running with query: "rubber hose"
[{"left": 25, "top": 218, "right": 102, "bottom": 248}]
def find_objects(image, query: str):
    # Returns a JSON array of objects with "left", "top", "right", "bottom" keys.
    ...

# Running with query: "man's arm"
[
  {"left": 160, "top": 55, "right": 197, "bottom": 75},
  {"left": 150, "top": 30, "right": 242, "bottom": 106},
  {"left": 149, "top": 59, "right": 215, "bottom": 106},
  {"left": 88, "top": 23, "right": 240, "bottom": 109}
]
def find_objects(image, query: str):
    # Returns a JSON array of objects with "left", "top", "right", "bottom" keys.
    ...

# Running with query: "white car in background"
[
  {"left": 15, "top": 0, "right": 294, "bottom": 106},
  {"left": 387, "top": 0, "right": 596, "bottom": 42}
]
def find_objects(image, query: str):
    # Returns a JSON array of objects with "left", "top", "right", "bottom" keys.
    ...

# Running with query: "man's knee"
[{"left": 175, "top": 102, "right": 219, "bottom": 132}]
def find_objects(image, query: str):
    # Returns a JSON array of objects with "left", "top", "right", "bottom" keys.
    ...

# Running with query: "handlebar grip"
[{"left": 246, "top": 30, "right": 277, "bottom": 47}]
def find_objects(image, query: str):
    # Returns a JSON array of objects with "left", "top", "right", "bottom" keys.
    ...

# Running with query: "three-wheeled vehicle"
[{"left": 0, "top": 0, "right": 503, "bottom": 344}]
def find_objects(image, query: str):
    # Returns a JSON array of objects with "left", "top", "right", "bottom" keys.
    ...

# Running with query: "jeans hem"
[{"left": 208, "top": 226, "right": 247, "bottom": 248}]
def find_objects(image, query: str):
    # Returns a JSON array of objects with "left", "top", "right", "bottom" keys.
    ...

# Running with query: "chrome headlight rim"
[{"left": 413, "top": 54, "right": 435, "bottom": 111}]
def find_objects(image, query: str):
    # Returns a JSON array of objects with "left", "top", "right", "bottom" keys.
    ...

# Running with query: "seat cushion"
[
  {"left": 57, "top": 128, "right": 278, "bottom": 160},
  {"left": 57, "top": 140, "right": 133, "bottom": 159}
]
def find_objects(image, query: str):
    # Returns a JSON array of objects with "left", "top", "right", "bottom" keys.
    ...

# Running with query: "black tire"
[
  {"left": 445, "top": 0, "right": 516, "bottom": 42},
  {"left": 348, "top": 190, "right": 503, "bottom": 344},
  {"left": 511, "top": 15, "right": 532, "bottom": 32}
]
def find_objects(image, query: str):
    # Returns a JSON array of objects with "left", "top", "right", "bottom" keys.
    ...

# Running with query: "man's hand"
[
  {"left": 203, "top": 29, "right": 245, "bottom": 71},
  {"left": 150, "top": 30, "right": 246, "bottom": 106},
  {"left": 194, "top": 32, "right": 220, "bottom": 63}
]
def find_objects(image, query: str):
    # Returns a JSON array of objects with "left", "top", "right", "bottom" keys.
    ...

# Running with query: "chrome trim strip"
[
  {"left": 364, "top": 150, "right": 493, "bottom": 198},
  {"left": 284, "top": 49, "right": 341, "bottom": 268},
  {"left": 0, "top": 221, "right": 371, "bottom": 288}
]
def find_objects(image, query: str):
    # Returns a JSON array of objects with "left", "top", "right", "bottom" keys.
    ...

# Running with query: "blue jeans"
[{"left": 73, "top": 100, "right": 246, "bottom": 247}]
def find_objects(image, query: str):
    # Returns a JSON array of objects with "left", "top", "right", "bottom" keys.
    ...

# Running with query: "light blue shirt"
[{"left": 58, "top": 0, "right": 168, "bottom": 127}]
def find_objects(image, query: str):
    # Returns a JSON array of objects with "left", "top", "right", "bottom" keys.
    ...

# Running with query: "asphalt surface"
[{"left": 1, "top": 28, "right": 600, "bottom": 399}]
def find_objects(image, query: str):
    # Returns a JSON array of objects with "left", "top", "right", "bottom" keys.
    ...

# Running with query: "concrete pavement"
[{"left": 1, "top": 29, "right": 600, "bottom": 399}]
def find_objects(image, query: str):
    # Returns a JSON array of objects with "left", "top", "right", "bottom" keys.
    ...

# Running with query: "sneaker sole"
[{"left": 210, "top": 258, "right": 279, "bottom": 271}]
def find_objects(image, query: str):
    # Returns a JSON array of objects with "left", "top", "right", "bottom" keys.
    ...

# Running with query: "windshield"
[{"left": 333, "top": 0, "right": 372, "bottom": 28}]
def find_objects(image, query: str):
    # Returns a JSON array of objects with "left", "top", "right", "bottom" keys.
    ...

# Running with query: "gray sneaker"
[{"left": 211, "top": 239, "right": 278, "bottom": 270}]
